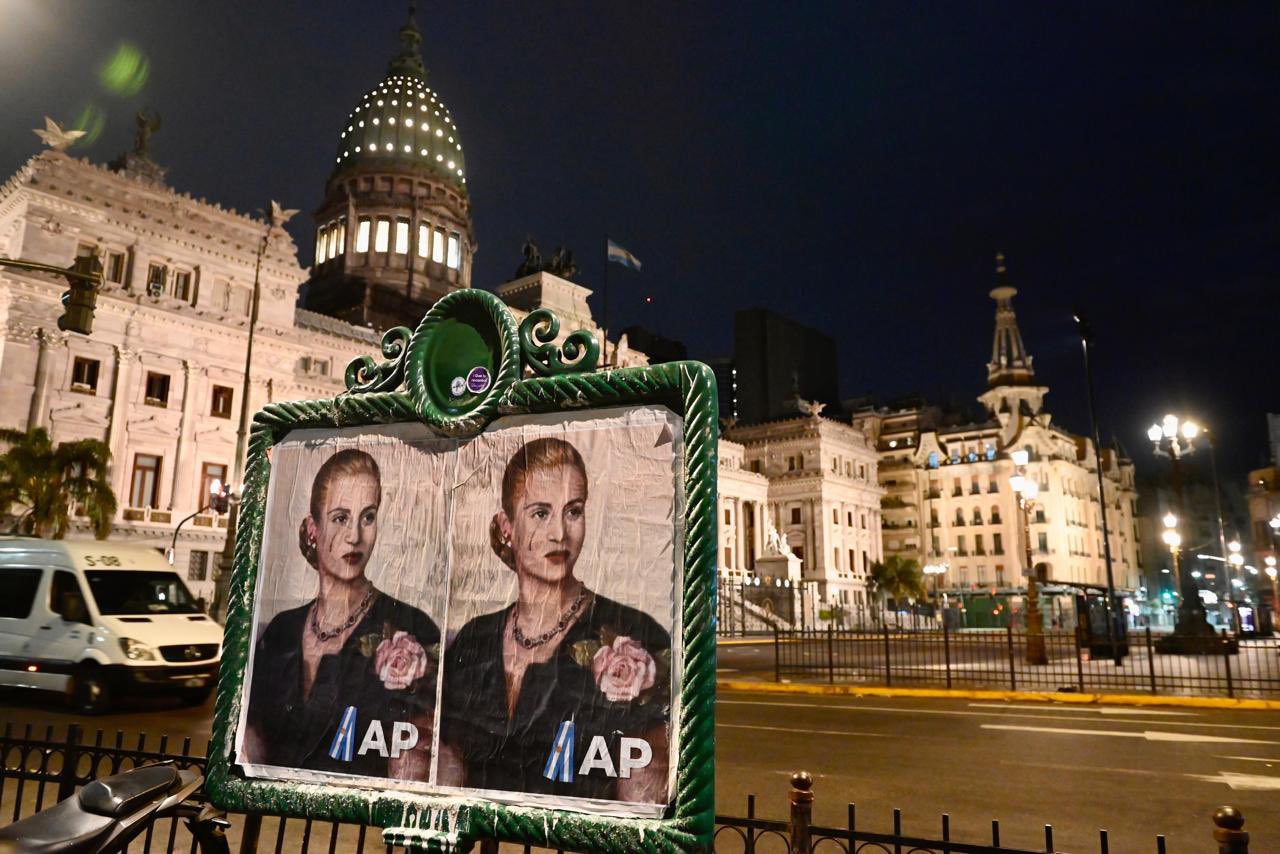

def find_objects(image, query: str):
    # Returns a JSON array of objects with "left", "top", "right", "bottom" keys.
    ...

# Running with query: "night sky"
[{"left": 2, "top": 1, "right": 1276, "bottom": 487}]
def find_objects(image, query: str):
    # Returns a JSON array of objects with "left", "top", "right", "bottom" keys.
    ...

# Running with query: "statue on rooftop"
[
  {"left": 515, "top": 235, "right": 542, "bottom": 278},
  {"left": 133, "top": 109, "right": 161, "bottom": 158}
]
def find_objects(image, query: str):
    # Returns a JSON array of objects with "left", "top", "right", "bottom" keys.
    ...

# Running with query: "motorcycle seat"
[
  {"left": 0, "top": 797, "right": 115, "bottom": 854},
  {"left": 79, "top": 765, "right": 180, "bottom": 818}
]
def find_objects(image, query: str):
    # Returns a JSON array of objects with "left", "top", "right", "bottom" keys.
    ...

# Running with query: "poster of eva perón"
[{"left": 235, "top": 407, "right": 682, "bottom": 819}]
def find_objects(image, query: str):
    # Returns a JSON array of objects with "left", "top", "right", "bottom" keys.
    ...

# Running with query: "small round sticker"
[
  {"left": 449, "top": 376, "right": 467, "bottom": 398},
  {"left": 466, "top": 366, "right": 492, "bottom": 394}
]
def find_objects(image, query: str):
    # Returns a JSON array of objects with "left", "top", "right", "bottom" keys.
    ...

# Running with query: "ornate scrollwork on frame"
[
  {"left": 343, "top": 325, "right": 413, "bottom": 393},
  {"left": 518, "top": 308, "right": 600, "bottom": 377}
]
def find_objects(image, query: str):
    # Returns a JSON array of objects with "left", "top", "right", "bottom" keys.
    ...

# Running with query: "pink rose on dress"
[
  {"left": 375, "top": 631, "right": 429, "bottom": 691},
  {"left": 591, "top": 636, "right": 656, "bottom": 703}
]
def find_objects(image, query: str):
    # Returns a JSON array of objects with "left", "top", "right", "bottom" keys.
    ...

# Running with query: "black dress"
[
  {"left": 245, "top": 591, "right": 440, "bottom": 777},
  {"left": 440, "top": 594, "right": 671, "bottom": 801}
]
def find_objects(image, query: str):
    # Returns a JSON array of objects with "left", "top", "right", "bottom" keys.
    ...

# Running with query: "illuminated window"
[
  {"left": 432, "top": 228, "right": 445, "bottom": 263},
  {"left": 447, "top": 232, "right": 460, "bottom": 268},
  {"left": 130, "top": 454, "right": 162, "bottom": 509},
  {"left": 315, "top": 227, "right": 325, "bottom": 263},
  {"left": 355, "top": 218, "right": 371, "bottom": 252},
  {"left": 374, "top": 218, "right": 390, "bottom": 253},
  {"left": 335, "top": 221, "right": 345, "bottom": 257},
  {"left": 417, "top": 224, "right": 429, "bottom": 257},
  {"left": 394, "top": 220, "right": 409, "bottom": 254}
]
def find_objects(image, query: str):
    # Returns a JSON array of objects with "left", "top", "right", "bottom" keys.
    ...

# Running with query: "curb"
[{"left": 716, "top": 679, "right": 1280, "bottom": 711}]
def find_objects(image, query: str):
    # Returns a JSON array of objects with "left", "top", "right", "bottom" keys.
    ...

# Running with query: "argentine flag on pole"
[{"left": 606, "top": 239, "right": 642, "bottom": 272}]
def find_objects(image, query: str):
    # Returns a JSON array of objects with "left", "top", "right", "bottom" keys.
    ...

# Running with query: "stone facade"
[
  {"left": 724, "top": 411, "right": 885, "bottom": 613},
  {"left": 852, "top": 268, "right": 1142, "bottom": 598},
  {"left": 0, "top": 149, "right": 374, "bottom": 601}
]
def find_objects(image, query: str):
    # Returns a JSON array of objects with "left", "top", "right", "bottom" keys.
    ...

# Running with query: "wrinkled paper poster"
[{"left": 235, "top": 406, "right": 682, "bottom": 818}]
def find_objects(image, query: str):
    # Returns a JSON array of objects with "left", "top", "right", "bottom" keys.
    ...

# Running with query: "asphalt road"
[{"left": 2, "top": 686, "right": 1277, "bottom": 852}]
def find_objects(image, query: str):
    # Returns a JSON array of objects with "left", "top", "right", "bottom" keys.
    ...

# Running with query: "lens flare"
[
  {"left": 71, "top": 104, "right": 106, "bottom": 146},
  {"left": 99, "top": 43, "right": 149, "bottom": 97}
]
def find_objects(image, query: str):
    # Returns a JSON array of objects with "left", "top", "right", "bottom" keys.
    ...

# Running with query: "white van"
[{"left": 0, "top": 538, "right": 222, "bottom": 713}]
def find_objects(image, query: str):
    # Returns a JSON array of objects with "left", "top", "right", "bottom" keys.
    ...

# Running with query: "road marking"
[
  {"left": 1008, "top": 759, "right": 1280, "bottom": 790},
  {"left": 718, "top": 698, "right": 1280, "bottom": 732},
  {"left": 1215, "top": 755, "right": 1280, "bottom": 764},
  {"left": 969, "top": 702, "right": 1195, "bottom": 717},
  {"left": 980, "top": 724, "right": 1278, "bottom": 745},
  {"left": 999, "top": 760, "right": 1168, "bottom": 779},
  {"left": 1184, "top": 771, "right": 1280, "bottom": 791},
  {"left": 716, "top": 723, "right": 891, "bottom": 738}
]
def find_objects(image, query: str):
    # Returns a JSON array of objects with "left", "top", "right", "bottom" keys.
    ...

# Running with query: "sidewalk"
[{"left": 717, "top": 672, "right": 1280, "bottom": 710}]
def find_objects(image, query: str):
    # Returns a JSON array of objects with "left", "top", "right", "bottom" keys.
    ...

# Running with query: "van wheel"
[
  {"left": 70, "top": 668, "right": 111, "bottom": 715},
  {"left": 179, "top": 686, "right": 213, "bottom": 707}
]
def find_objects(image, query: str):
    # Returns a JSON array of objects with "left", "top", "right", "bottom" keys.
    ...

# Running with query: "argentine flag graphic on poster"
[
  {"left": 543, "top": 719, "right": 575, "bottom": 783},
  {"left": 329, "top": 705, "right": 358, "bottom": 763}
]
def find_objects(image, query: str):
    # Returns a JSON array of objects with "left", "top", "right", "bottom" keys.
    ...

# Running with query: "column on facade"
[
  {"left": 126, "top": 244, "right": 145, "bottom": 293},
  {"left": 107, "top": 345, "right": 137, "bottom": 508},
  {"left": 807, "top": 497, "right": 819, "bottom": 581},
  {"left": 170, "top": 361, "right": 196, "bottom": 511},
  {"left": 747, "top": 501, "right": 757, "bottom": 568},
  {"left": 27, "top": 329, "right": 58, "bottom": 431},
  {"left": 0, "top": 286, "right": 12, "bottom": 382},
  {"left": 735, "top": 497, "right": 747, "bottom": 573}
]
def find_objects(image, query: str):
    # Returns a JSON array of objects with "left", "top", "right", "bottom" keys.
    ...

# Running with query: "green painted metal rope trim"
[
  {"left": 404, "top": 289, "right": 521, "bottom": 435},
  {"left": 344, "top": 325, "right": 414, "bottom": 393},
  {"left": 518, "top": 307, "right": 601, "bottom": 376},
  {"left": 205, "top": 304, "right": 717, "bottom": 853}
]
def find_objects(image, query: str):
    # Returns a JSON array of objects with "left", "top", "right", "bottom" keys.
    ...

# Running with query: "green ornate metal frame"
[{"left": 206, "top": 290, "right": 717, "bottom": 853}]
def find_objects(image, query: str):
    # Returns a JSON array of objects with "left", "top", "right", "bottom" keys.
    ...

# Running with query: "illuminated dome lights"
[{"left": 327, "top": 7, "right": 467, "bottom": 192}]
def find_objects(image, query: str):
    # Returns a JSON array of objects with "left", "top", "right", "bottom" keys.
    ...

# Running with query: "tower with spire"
[
  {"left": 302, "top": 4, "right": 475, "bottom": 331},
  {"left": 977, "top": 253, "right": 1048, "bottom": 424}
]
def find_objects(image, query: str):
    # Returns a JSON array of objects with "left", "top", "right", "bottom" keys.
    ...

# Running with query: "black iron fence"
[
  {"left": 773, "top": 627, "right": 1280, "bottom": 698},
  {"left": 0, "top": 724, "right": 1258, "bottom": 852}
]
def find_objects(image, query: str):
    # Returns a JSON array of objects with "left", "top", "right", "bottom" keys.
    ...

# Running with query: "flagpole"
[{"left": 602, "top": 233, "right": 610, "bottom": 367}]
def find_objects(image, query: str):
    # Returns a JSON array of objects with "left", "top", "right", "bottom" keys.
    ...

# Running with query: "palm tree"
[
  {"left": 869, "top": 555, "right": 925, "bottom": 627},
  {"left": 0, "top": 427, "right": 117, "bottom": 539}
]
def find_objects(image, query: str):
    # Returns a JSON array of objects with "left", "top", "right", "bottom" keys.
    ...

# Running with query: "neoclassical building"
[
  {"left": 852, "top": 259, "right": 1142, "bottom": 600},
  {"left": 724, "top": 408, "right": 885, "bottom": 613},
  {"left": 0, "top": 9, "right": 647, "bottom": 603}
]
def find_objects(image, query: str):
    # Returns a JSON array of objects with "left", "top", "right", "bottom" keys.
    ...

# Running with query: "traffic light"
[
  {"left": 57, "top": 254, "right": 102, "bottom": 335},
  {"left": 208, "top": 479, "right": 230, "bottom": 514}
]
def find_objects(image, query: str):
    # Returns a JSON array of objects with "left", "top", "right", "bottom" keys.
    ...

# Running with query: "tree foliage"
[
  {"left": 0, "top": 428, "right": 117, "bottom": 539},
  {"left": 869, "top": 554, "right": 926, "bottom": 606}
]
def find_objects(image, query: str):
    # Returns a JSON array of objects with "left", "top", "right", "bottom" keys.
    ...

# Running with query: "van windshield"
[{"left": 84, "top": 571, "right": 201, "bottom": 615}]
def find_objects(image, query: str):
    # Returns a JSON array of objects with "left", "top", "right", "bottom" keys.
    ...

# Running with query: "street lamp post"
[
  {"left": 166, "top": 479, "right": 231, "bottom": 567},
  {"left": 1072, "top": 313, "right": 1123, "bottom": 664},
  {"left": 211, "top": 201, "right": 298, "bottom": 623},
  {"left": 1162, "top": 512, "right": 1184, "bottom": 608},
  {"left": 1227, "top": 540, "right": 1247, "bottom": 627},
  {"left": 1147, "top": 414, "right": 1219, "bottom": 652},
  {"left": 923, "top": 561, "right": 947, "bottom": 623},
  {"left": 1265, "top": 556, "right": 1278, "bottom": 634},
  {"left": 1203, "top": 429, "right": 1235, "bottom": 628},
  {"left": 1009, "top": 449, "right": 1047, "bottom": 665}
]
